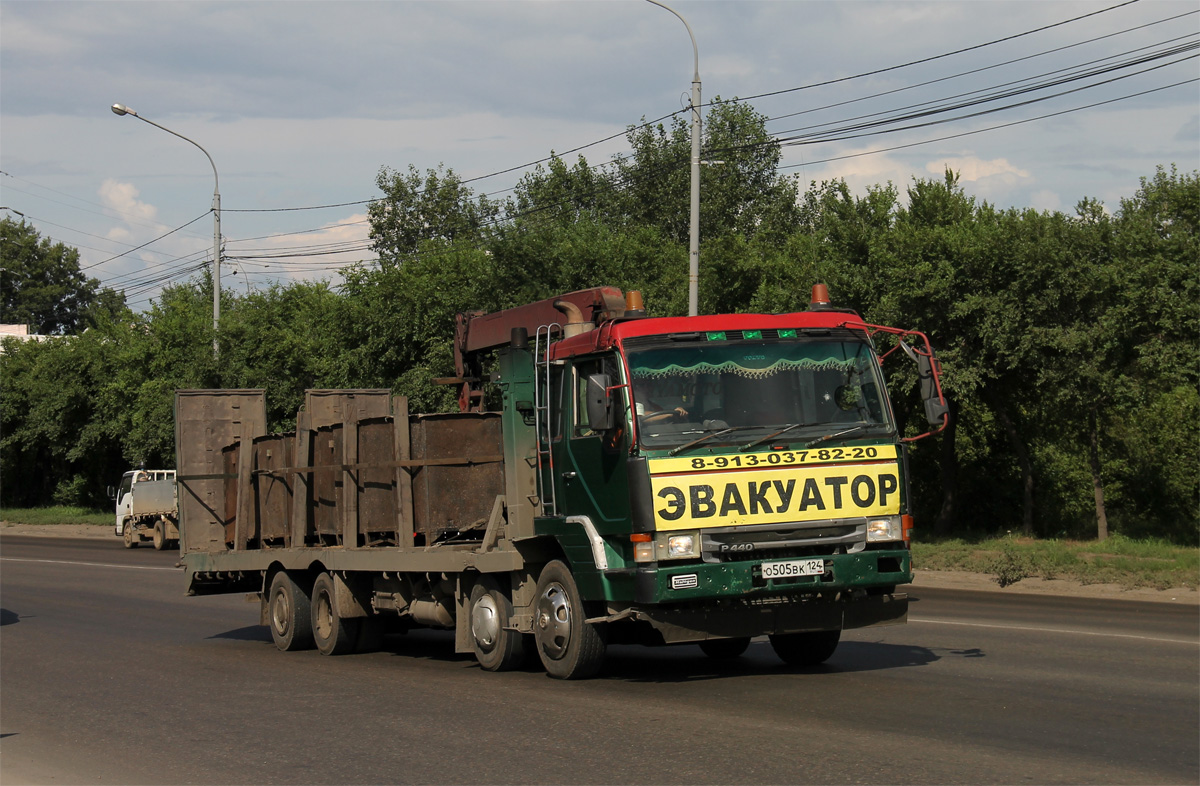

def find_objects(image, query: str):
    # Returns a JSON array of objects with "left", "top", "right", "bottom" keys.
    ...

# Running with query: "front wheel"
[
  {"left": 769, "top": 629, "right": 841, "bottom": 667},
  {"left": 123, "top": 520, "right": 137, "bottom": 549},
  {"left": 311, "top": 572, "right": 360, "bottom": 656},
  {"left": 469, "top": 578, "right": 525, "bottom": 672},
  {"left": 533, "top": 561, "right": 605, "bottom": 679}
]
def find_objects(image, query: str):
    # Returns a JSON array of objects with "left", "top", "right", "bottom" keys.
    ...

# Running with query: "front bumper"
[
  {"left": 611, "top": 590, "right": 909, "bottom": 644},
  {"left": 633, "top": 548, "right": 911, "bottom": 604}
]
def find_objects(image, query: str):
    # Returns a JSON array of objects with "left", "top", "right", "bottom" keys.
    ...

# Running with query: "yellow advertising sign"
[{"left": 648, "top": 458, "right": 902, "bottom": 531}]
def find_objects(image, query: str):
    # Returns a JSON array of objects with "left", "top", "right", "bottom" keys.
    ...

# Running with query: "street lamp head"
[{"left": 111, "top": 103, "right": 135, "bottom": 117}]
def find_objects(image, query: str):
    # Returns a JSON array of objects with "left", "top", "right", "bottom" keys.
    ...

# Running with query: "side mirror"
[
  {"left": 586, "top": 373, "right": 616, "bottom": 431},
  {"left": 916, "top": 352, "right": 950, "bottom": 428},
  {"left": 107, "top": 485, "right": 116, "bottom": 500}
]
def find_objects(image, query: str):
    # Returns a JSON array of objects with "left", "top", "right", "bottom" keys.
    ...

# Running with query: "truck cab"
[{"left": 506, "top": 290, "right": 946, "bottom": 665}]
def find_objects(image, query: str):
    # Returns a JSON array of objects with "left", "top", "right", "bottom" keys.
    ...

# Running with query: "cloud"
[
  {"left": 1029, "top": 189, "right": 1064, "bottom": 213},
  {"left": 924, "top": 156, "right": 1031, "bottom": 183},
  {"left": 99, "top": 179, "right": 160, "bottom": 226}
]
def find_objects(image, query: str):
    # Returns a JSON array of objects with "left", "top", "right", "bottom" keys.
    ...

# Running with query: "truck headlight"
[
  {"left": 657, "top": 532, "right": 700, "bottom": 560},
  {"left": 668, "top": 534, "right": 696, "bottom": 557},
  {"left": 866, "top": 518, "right": 902, "bottom": 542}
]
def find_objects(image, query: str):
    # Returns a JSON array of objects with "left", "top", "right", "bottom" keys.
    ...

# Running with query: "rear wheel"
[
  {"left": 311, "top": 572, "right": 360, "bottom": 656},
  {"left": 152, "top": 520, "right": 166, "bottom": 551},
  {"left": 533, "top": 561, "right": 605, "bottom": 679},
  {"left": 469, "top": 578, "right": 525, "bottom": 672},
  {"left": 699, "top": 637, "right": 751, "bottom": 660},
  {"left": 769, "top": 629, "right": 841, "bottom": 667},
  {"left": 268, "top": 571, "right": 313, "bottom": 652},
  {"left": 123, "top": 520, "right": 137, "bottom": 549}
]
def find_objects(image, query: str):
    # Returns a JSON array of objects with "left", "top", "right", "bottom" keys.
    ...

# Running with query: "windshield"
[{"left": 626, "top": 338, "right": 893, "bottom": 449}]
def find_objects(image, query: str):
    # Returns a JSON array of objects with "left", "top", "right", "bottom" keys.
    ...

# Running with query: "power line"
[
  {"left": 762, "top": 13, "right": 1198, "bottom": 130},
  {"left": 770, "top": 44, "right": 1198, "bottom": 147},
  {"left": 776, "top": 78, "right": 1198, "bottom": 170},
  {"left": 79, "top": 211, "right": 212, "bottom": 272},
  {"left": 737, "top": 0, "right": 1146, "bottom": 106}
]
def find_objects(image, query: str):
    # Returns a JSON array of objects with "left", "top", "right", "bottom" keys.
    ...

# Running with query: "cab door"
[
  {"left": 555, "top": 355, "right": 631, "bottom": 531},
  {"left": 115, "top": 472, "right": 134, "bottom": 531}
]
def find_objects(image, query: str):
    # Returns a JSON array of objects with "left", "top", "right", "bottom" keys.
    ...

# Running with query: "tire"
[
  {"left": 311, "top": 572, "right": 360, "bottom": 656},
  {"left": 533, "top": 561, "right": 606, "bottom": 679},
  {"left": 469, "top": 578, "right": 525, "bottom": 672},
  {"left": 769, "top": 629, "right": 841, "bottom": 667},
  {"left": 152, "top": 520, "right": 166, "bottom": 551},
  {"left": 123, "top": 520, "right": 137, "bottom": 549},
  {"left": 699, "top": 636, "right": 751, "bottom": 660},
  {"left": 268, "top": 571, "right": 314, "bottom": 652}
]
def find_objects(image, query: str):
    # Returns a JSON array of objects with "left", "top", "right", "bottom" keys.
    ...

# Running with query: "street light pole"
[
  {"left": 111, "top": 103, "right": 221, "bottom": 357},
  {"left": 646, "top": 0, "right": 701, "bottom": 317}
]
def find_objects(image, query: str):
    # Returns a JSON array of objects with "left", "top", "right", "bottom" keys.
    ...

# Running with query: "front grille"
[{"left": 701, "top": 519, "right": 866, "bottom": 564}]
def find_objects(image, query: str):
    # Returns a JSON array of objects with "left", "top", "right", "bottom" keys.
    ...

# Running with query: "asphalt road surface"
[{"left": 2, "top": 534, "right": 1196, "bottom": 785}]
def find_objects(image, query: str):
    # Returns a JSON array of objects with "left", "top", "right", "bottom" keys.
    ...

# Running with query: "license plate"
[{"left": 760, "top": 559, "right": 825, "bottom": 580}]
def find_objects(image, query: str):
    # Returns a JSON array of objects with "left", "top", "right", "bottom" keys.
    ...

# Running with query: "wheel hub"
[
  {"left": 471, "top": 593, "right": 500, "bottom": 651},
  {"left": 272, "top": 591, "right": 291, "bottom": 636},
  {"left": 535, "top": 582, "right": 572, "bottom": 659},
  {"left": 314, "top": 593, "right": 333, "bottom": 640}
]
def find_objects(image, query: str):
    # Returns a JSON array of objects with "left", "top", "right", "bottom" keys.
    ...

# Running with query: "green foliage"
[
  {"left": 219, "top": 280, "right": 347, "bottom": 429},
  {"left": 612, "top": 99, "right": 801, "bottom": 246},
  {"left": 0, "top": 217, "right": 127, "bottom": 334},
  {"left": 1, "top": 506, "right": 111, "bottom": 526},
  {"left": 368, "top": 164, "right": 500, "bottom": 267},
  {"left": 984, "top": 542, "right": 1031, "bottom": 588}
]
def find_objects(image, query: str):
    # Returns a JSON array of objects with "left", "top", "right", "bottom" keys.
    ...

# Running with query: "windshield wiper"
[
  {"left": 666, "top": 426, "right": 755, "bottom": 457},
  {"left": 802, "top": 424, "right": 882, "bottom": 449},
  {"left": 738, "top": 423, "right": 811, "bottom": 452}
]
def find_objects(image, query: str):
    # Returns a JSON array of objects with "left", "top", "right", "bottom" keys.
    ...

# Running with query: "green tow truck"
[{"left": 177, "top": 285, "right": 948, "bottom": 678}]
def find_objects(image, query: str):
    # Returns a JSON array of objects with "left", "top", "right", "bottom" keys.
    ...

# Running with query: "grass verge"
[
  {"left": 912, "top": 534, "right": 1199, "bottom": 590},
  {"left": 1, "top": 506, "right": 111, "bottom": 527}
]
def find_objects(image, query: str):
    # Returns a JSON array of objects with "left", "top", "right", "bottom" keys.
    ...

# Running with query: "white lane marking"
[
  {"left": 0, "top": 557, "right": 179, "bottom": 572},
  {"left": 910, "top": 617, "right": 1197, "bottom": 645}
]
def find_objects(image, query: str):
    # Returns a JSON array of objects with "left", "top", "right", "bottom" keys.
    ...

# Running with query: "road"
[{"left": 1, "top": 534, "right": 1196, "bottom": 785}]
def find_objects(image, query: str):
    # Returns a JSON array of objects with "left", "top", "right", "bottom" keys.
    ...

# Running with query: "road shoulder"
[
  {"left": 4, "top": 521, "right": 1197, "bottom": 604},
  {"left": 908, "top": 568, "right": 1199, "bottom": 605}
]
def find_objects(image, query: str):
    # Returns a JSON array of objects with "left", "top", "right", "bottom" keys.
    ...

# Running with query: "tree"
[
  {"left": 0, "top": 325, "right": 129, "bottom": 507},
  {"left": 368, "top": 164, "right": 500, "bottom": 268},
  {"left": 0, "top": 217, "right": 126, "bottom": 334},
  {"left": 612, "top": 99, "right": 801, "bottom": 246},
  {"left": 219, "top": 281, "right": 349, "bottom": 429},
  {"left": 1105, "top": 167, "right": 1199, "bottom": 543}
]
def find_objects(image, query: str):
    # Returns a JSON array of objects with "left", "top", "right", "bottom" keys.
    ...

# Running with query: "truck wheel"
[
  {"left": 268, "top": 571, "right": 314, "bottom": 652},
  {"left": 533, "top": 561, "right": 606, "bottom": 679},
  {"left": 699, "top": 637, "right": 751, "bottom": 660},
  {"left": 769, "top": 629, "right": 841, "bottom": 667},
  {"left": 469, "top": 578, "right": 525, "bottom": 672},
  {"left": 123, "top": 521, "right": 137, "bottom": 549},
  {"left": 311, "top": 573, "right": 360, "bottom": 656},
  {"left": 152, "top": 520, "right": 166, "bottom": 551}
]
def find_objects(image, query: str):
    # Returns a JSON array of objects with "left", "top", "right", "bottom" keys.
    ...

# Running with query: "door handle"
[{"left": 561, "top": 471, "right": 577, "bottom": 480}]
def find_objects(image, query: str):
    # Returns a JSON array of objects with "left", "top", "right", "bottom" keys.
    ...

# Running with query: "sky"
[{"left": 1, "top": 0, "right": 1196, "bottom": 312}]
